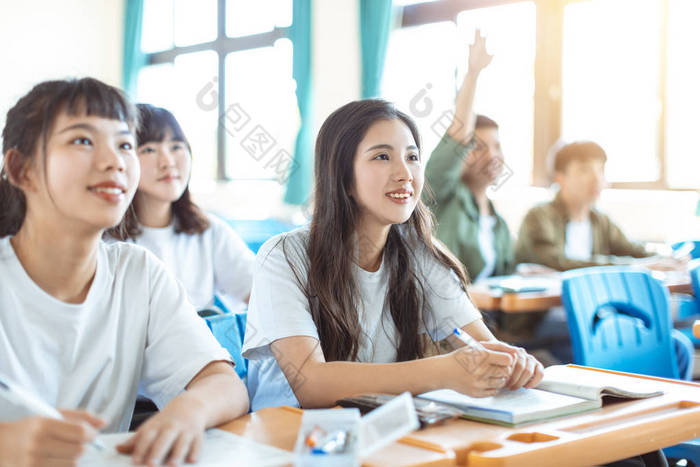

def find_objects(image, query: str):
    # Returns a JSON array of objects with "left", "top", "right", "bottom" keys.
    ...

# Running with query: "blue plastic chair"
[
  {"left": 224, "top": 218, "right": 298, "bottom": 253},
  {"left": 674, "top": 264, "right": 700, "bottom": 347},
  {"left": 561, "top": 266, "right": 690, "bottom": 378},
  {"left": 202, "top": 313, "right": 248, "bottom": 379},
  {"left": 672, "top": 241, "right": 700, "bottom": 260},
  {"left": 561, "top": 266, "right": 698, "bottom": 464}
]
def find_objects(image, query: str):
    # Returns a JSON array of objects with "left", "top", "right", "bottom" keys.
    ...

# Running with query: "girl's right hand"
[
  {"left": 0, "top": 410, "right": 104, "bottom": 467},
  {"left": 440, "top": 341, "right": 514, "bottom": 397}
]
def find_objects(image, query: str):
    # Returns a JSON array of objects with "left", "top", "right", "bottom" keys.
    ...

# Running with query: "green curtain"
[
  {"left": 122, "top": 0, "right": 146, "bottom": 98},
  {"left": 359, "top": 0, "right": 394, "bottom": 98},
  {"left": 284, "top": 0, "right": 314, "bottom": 205}
]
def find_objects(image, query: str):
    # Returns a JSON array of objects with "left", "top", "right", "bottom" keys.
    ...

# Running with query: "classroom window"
[
  {"left": 665, "top": 0, "right": 700, "bottom": 189},
  {"left": 383, "top": 1, "right": 535, "bottom": 188},
  {"left": 136, "top": 0, "right": 294, "bottom": 186},
  {"left": 394, "top": 0, "right": 695, "bottom": 190},
  {"left": 561, "top": 0, "right": 661, "bottom": 184}
]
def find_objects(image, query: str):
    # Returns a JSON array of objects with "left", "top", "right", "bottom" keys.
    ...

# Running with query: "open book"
[
  {"left": 418, "top": 365, "right": 663, "bottom": 427},
  {"left": 79, "top": 429, "right": 293, "bottom": 466}
]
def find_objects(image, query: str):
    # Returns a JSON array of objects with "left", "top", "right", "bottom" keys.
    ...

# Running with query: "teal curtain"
[
  {"left": 359, "top": 0, "right": 394, "bottom": 98},
  {"left": 284, "top": 0, "right": 314, "bottom": 205},
  {"left": 122, "top": 0, "right": 146, "bottom": 98}
]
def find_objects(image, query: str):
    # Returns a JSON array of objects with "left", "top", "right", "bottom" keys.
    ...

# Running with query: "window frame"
[
  {"left": 142, "top": 0, "right": 292, "bottom": 180},
  {"left": 398, "top": 0, "right": 685, "bottom": 190}
]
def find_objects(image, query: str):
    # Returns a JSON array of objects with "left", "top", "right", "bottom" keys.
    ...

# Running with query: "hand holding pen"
[
  {"left": 441, "top": 328, "right": 514, "bottom": 397},
  {"left": 452, "top": 328, "right": 544, "bottom": 392},
  {"left": 0, "top": 375, "right": 105, "bottom": 467}
]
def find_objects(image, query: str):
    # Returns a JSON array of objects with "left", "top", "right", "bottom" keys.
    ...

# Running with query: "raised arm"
[
  {"left": 448, "top": 29, "right": 492, "bottom": 144},
  {"left": 425, "top": 29, "right": 492, "bottom": 204}
]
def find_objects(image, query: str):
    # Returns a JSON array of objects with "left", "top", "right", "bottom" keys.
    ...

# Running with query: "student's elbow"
[
  {"left": 231, "top": 376, "right": 250, "bottom": 415},
  {"left": 285, "top": 363, "right": 336, "bottom": 409}
]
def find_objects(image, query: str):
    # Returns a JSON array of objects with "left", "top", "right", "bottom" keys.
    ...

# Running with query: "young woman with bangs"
[{"left": 0, "top": 78, "right": 248, "bottom": 467}]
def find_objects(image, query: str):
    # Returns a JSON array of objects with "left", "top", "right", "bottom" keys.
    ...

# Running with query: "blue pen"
[{"left": 452, "top": 328, "right": 475, "bottom": 346}]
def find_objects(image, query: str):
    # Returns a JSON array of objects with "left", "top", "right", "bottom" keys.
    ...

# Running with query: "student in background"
[
  {"left": 425, "top": 30, "right": 515, "bottom": 282},
  {"left": 515, "top": 141, "right": 684, "bottom": 271},
  {"left": 109, "top": 104, "right": 254, "bottom": 311},
  {"left": 241, "top": 99, "right": 544, "bottom": 411},
  {"left": 0, "top": 78, "right": 249, "bottom": 467}
]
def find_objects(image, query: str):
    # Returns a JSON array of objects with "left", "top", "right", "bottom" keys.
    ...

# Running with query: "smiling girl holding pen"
[
  {"left": 0, "top": 78, "right": 249, "bottom": 467},
  {"left": 242, "top": 99, "right": 544, "bottom": 410}
]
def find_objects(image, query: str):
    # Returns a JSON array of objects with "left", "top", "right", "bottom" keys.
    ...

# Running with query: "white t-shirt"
[
  {"left": 0, "top": 237, "right": 231, "bottom": 432},
  {"left": 565, "top": 219, "right": 593, "bottom": 261},
  {"left": 127, "top": 214, "right": 255, "bottom": 311},
  {"left": 475, "top": 215, "right": 497, "bottom": 283},
  {"left": 242, "top": 226, "right": 482, "bottom": 410}
]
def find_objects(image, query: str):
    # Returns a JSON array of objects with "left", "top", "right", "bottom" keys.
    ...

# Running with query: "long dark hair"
[
  {"left": 0, "top": 78, "right": 138, "bottom": 238},
  {"left": 282, "top": 99, "right": 470, "bottom": 362},
  {"left": 108, "top": 104, "right": 209, "bottom": 240}
]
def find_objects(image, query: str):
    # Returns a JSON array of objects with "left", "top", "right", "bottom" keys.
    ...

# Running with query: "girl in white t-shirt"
[
  {"left": 109, "top": 104, "right": 254, "bottom": 310},
  {"left": 241, "top": 99, "right": 544, "bottom": 410},
  {"left": 0, "top": 78, "right": 249, "bottom": 466}
]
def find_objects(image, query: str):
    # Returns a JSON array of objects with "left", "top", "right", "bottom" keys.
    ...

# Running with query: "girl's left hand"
[
  {"left": 481, "top": 341, "right": 544, "bottom": 390},
  {"left": 116, "top": 395, "right": 207, "bottom": 466}
]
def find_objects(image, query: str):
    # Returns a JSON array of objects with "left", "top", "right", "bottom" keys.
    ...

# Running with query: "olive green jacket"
[
  {"left": 514, "top": 193, "right": 652, "bottom": 271},
  {"left": 425, "top": 134, "right": 515, "bottom": 281}
]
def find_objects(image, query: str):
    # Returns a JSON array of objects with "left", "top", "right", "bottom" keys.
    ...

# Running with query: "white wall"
[{"left": 0, "top": 0, "right": 124, "bottom": 131}]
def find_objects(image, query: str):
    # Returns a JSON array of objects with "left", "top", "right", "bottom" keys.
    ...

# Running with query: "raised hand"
[{"left": 468, "top": 29, "right": 493, "bottom": 74}]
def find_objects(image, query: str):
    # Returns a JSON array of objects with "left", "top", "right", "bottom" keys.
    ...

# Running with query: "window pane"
[
  {"left": 136, "top": 62, "right": 174, "bottom": 108},
  {"left": 224, "top": 39, "right": 297, "bottom": 180},
  {"left": 172, "top": 51, "right": 219, "bottom": 184},
  {"left": 141, "top": 0, "right": 174, "bottom": 53},
  {"left": 562, "top": 0, "right": 662, "bottom": 183},
  {"left": 226, "top": 0, "right": 292, "bottom": 38},
  {"left": 382, "top": 22, "right": 459, "bottom": 160},
  {"left": 174, "top": 0, "right": 217, "bottom": 47},
  {"left": 137, "top": 52, "right": 219, "bottom": 185},
  {"left": 456, "top": 2, "right": 536, "bottom": 188},
  {"left": 666, "top": 0, "right": 700, "bottom": 189}
]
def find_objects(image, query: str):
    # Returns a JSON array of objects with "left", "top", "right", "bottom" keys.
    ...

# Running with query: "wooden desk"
[
  {"left": 219, "top": 405, "right": 456, "bottom": 467},
  {"left": 468, "top": 272, "right": 693, "bottom": 313},
  {"left": 219, "top": 366, "right": 700, "bottom": 467},
  {"left": 694, "top": 320, "right": 700, "bottom": 339}
]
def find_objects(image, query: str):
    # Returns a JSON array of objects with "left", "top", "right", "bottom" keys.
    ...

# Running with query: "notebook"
[
  {"left": 79, "top": 428, "right": 294, "bottom": 466},
  {"left": 418, "top": 365, "right": 663, "bottom": 427}
]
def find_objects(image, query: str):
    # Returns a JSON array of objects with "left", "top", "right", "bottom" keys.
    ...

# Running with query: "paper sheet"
[{"left": 80, "top": 428, "right": 294, "bottom": 466}]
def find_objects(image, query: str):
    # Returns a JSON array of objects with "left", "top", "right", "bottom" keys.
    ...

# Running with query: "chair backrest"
[
  {"left": 671, "top": 240, "right": 700, "bottom": 260},
  {"left": 691, "top": 263, "right": 700, "bottom": 299},
  {"left": 224, "top": 218, "right": 298, "bottom": 253},
  {"left": 202, "top": 313, "right": 248, "bottom": 379},
  {"left": 561, "top": 267, "right": 679, "bottom": 378}
]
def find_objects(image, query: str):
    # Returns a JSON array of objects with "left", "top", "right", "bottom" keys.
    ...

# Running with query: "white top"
[
  {"left": 475, "top": 215, "right": 497, "bottom": 283},
  {"left": 242, "top": 226, "right": 482, "bottom": 410},
  {"left": 564, "top": 219, "right": 593, "bottom": 261},
  {"left": 128, "top": 214, "right": 255, "bottom": 311},
  {"left": 0, "top": 237, "right": 231, "bottom": 432}
]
